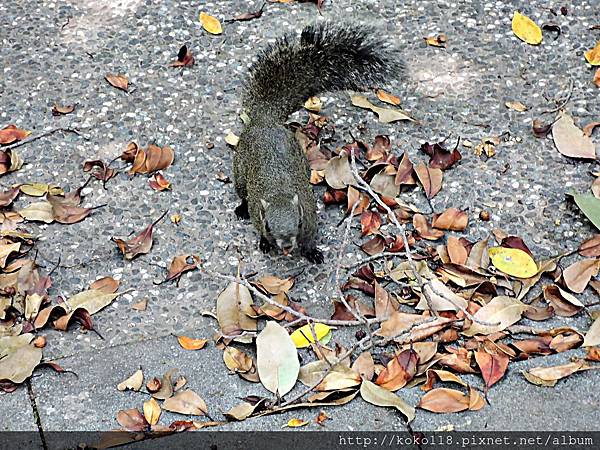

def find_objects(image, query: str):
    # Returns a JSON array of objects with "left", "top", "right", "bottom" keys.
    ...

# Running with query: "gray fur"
[{"left": 234, "top": 22, "right": 402, "bottom": 262}]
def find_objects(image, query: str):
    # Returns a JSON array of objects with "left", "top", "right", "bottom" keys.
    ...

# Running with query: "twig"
[
  {"left": 3, "top": 127, "right": 86, "bottom": 151},
  {"left": 342, "top": 251, "right": 418, "bottom": 270},
  {"left": 207, "top": 270, "right": 384, "bottom": 327},
  {"left": 541, "top": 78, "right": 574, "bottom": 114}
]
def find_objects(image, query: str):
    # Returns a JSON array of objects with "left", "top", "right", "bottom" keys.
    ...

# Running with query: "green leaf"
[{"left": 573, "top": 193, "right": 600, "bottom": 231}]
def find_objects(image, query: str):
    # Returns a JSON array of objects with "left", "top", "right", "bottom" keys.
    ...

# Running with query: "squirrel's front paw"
[
  {"left": 235, "top": 200, "right": 250, "bottom": 220},
  {"left": 303, "top": 248, "right": 324, "bottom": 264},
  {"left": 259, "top": 236, "right": 273, "bottom": 254}
]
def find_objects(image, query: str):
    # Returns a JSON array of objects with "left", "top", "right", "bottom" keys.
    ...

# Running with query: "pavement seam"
[{"left": 26, "top": 380, "right": 48, "bottom": 450}]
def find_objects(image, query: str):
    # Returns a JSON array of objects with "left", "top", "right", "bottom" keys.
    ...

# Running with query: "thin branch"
[
  {"left": 3, "top": 127, "right": 86, "bottom": 151},
  {"left": 541, "top": 77, "right": 574, "bottom": 114}
]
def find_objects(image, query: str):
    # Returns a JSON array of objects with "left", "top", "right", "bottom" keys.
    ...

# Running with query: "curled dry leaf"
[
  {"left": 395, "top": 151, "right": 415, "bottom": 186},
  {"left": 170, "top": 44, "right": 195, "bottom": 67},
  {"left": 432, "top": 208, "right": 468, "bottom": 231},
  {"left": 52, "top": 104, "right": 76, "bottom": 116},
  {"left": 543, "top": 285, "right": 584, "bottom": 317},
  {"left": 0, "top": 187, "right": 20, "bottom": 207},
  {"left": 164, "top": 255, "right": 200, "bottom": 283},
  {"left": 177, "top": 336, "right": 207, "bottom": 350},
  {"left": 0, "top": 149, "right": 24, "bottom": 175},
  {"left": 552, "top": 112, "right": 596, "bottom": 160},
  {"left": 418, "top": 387, "right": 470, "bottom": 413},
  {"left": 416, "top": 279, "right": 468, "bottom": 313},
  {"left": 112, "top": 212, "right": 166, "bottom": 260},
  {"left": 584, "top": 41, "right": 600, "bottom": 65},
  {"left": 446, "top": 236, "right": 468, "bottom": 265},
  {"left": 505, "top": 101, "right": 528, "bottom": 112},
  {"left": 162, "top": 390, "right": 208, "bottom": 416},
  {"left": 149, "top": 172, "right": 171, "bottom": 191},
  {"left": 594, "top": 68, "right": 600, "bottom": 88},
  {"left": 223, "top": 346, "right": 253, "bottom": 373},
  {"left": 375, "top": 348, "right": 419, "bottom": 391},
  {"left": 577, "top": 235, "right": 600, "bottom": 257},
  {"left": 83, "top": 160, "right": 117, "bottom": 184},
  {"left": 420, "top": 141, "right": 462, "bottom": 170},
  {"left": 230, "top": 3, "right": 265, "bottom": 22},
  {"left": 117, "top": 369, "right": 144, "bottom": 391},
  {"left": 414, "top": 163, "right": 442, "bottom": 199},
  {"left": 350, "top": 94, "right": 414, "bottom": 123},
  {"left": 0, "top": 125, "right": 31, "bottom": 145},
  {"left": 562, "top": 258, "right": 600, "bottom": 293},
  {"left": 256, "top": 321, "right": 299, "bottom": 397},
  {"left": 105, "top": 74, "right": 129, "bottom": 92},
  {"left": 352, "top": 351, "right": 375, "bottom": 380},
  {"left": 422, "top": 369, "right": 467, "bottom": 391}
]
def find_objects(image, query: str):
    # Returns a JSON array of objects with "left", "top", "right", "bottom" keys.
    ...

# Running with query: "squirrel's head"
[{"left": 259, "top": 194, "right": 303, "bottom": 256}]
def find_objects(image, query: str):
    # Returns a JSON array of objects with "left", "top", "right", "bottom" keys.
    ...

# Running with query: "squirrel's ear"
[{"left": 260, "top": 199, "right": 269, "bottom": 210}]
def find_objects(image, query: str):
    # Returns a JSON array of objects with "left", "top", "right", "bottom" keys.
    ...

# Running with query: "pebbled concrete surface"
[{"left": 0, "top": 0, "right": 599, "bottom": 436}]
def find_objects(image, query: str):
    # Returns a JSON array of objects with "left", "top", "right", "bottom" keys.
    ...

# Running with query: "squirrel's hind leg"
[
  {"left": 234, "top": 199, "right": 250, "bottom": 220},
  {"left": 259, "top": 236, "right": 273, "bottom": 253},
  {"left": 302, "top": 246, "right": 324, "bottom": 264}
]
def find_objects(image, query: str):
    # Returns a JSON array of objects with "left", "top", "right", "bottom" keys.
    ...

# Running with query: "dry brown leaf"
[
  {"left": 163, "top": 255, "right": 200, "bottom": 283},
  {"left": 375, "top": 348, "right": 418, "bottom": 391},
  {"left": 0, "top": 125, "right": 31, "bottom": 145},
  {"left": 117, "top": 369, "right": 144, "bottom": 391},
  {"left": 414, "top": 163, "right": 442, "bottom": 199},
  {"left": 394, "top": 151, "right": 416, "bottom": 186},
  {"left": 413, "top": 214, "right": 444, "bottom": 240},
  {"left": 149, "top": 172, "right": 172, "bottom": 191},
  {"left": 90, "top": 276, "right": 120, "bottom": 294},
  {"left": 552, "top": 111, "right": 596, "bottom": 159},
  {"left": 505, "top": 101, "right": 528, "bottom": 112},
  {"left": 578, "top": 235, "right": 600, "bottom": 257},
  {"left": 446, "top": 236, "right": 468, "bottom": 265},
  {"left": 112, "top": 212, "right": 166, "bottom": 260},
  {"left": 105, "top": 74, "right": 129, "bottom": 92},
  {"left": 474, "top": 349, "right": 509, "bottom": 389},
  {"left": 376, "top": 89, "right": 401, "bottom": 106},
  {"left": 350, "top": 94, "right": 414, "bottom": 123},
  {"left": 52, "top": 104, "right": 76, "bottom": 116},
  {"left": 562, "top": 258, "right": 600, "bottom": 293},
  {"left": 162, "top": 390, "right": 208, "bottom": 416},
  {"left": 177, "top": 336, "right": 207, "bottom": 350},
  {"left": 418, "top": 387, "right": 470, "bottom": 413},
  {"left": 170, "top": 44, "right": 195, "bottom": 67},
  {"left": 116, "top": 408, "right": 148, "bottom": 431},
  {"left": 432, "top": 208, "right": 468, "bottom": 231},
  {"left": 360, "top": 210, "right": 382, "bottom": 236}
]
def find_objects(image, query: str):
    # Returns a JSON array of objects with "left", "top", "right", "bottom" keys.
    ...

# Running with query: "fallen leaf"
[
  {"left": 463, "top": 296, "right": 528, "bottom": 336},
  {"left": 290, "top": 323, "right": 332, "bottom": 349},
  {"left": 18, "top": 202, "right": 54, "bottom": 223},
  {"left": 230, "top": 3, "right": 265, "bottom": 22},
  {"left": 163, "top": 255, "right": 200, "bottom": 283},
  {"left": 432, "top": 208, "right": 468, "bottom": 231},
  {"left": 505, "top": 101, "right": 528, "bottom": 112},
  {"left": 324, "top": 153, "right": 356, "bottom": 190},
  {"left": 512, "top": 11, "right": 542, "bottom": 45},
  {"left": 304, "top": 96, "right": 321, "bottom": 112},
  {"left": 116, "top": 408, "right": 148, "bottom": 432},
  {"left": 112, "top": 212, "right": 166, "bottom": 260},
  {"left": 162, "top": 390, "right": 208, "bottom": 416},
  {"left": 543, "top": 285, "right": 584, "bottom": 316},
  {"left": 562, "top": 258, "right": 600, "bottom": 293},
  {"left": 394, "top": 151, "right": 415, "bottom": 186},
  {"left": 0, "top": 187, "right": 20, "bottom": 207},
  {"left": 117, "top": 369, "right": 144, "bottom": 391},
  {"left": 360, "top": 379, "right": 415, "bottom": 422},
  {"left": 256, "top": 321, "right": 299, "bottom": 396},
  {"left": 523, "top": 359, "right": 594, "bottom": 387},
  {"left": 177, "top": 336, "right": 207, "bottom": 351},
  {"left": 420, "top": 141, "right": 462, "bottom": 170},
  {"left": 216, "top": 282, "right": 257, "bottom": 342},
  {"left": 283, "top": 418, "right": 309, "bottom": 428},
  {"left": 360, "top": 210, "right": 382, "bottom": 236},
  {"left": 418, "top": 387, "right": 470, "bottom": 413},
  {"left": 578, "top": 235, "right": 600, "bottom": 257},
  {"left": 413, "top": 214, "right": 444, "bottom": 240},
  {"left": 583, "top": 317, "right": 600, "bottom": 347},
  {"left": 552, "top": 112, "right": 596, "bottom": 159},
  {"left": 256, "top": 275, "right": 294, "bottom": 295},
  {"left": 375, "top": 348, "right": 419, "bottom": 391},
  {"left": 200, "top": 12, "right": 222, "bottom": 34},
  {"left": 105, "top": 74, "right": 128, "bottom": 92},
  {"left": 585, "top": 41, "right": 600, "bottom": 65},
  {"left": 170, "top": 44, "right": 195, "bottom": 67},
  {"left": 475, "top": 349, "right": 509, "bottom": 389},
  {"left": 143, "top": 398, "right": 161, "bottom": 425},
  {"left": 0, "top": 334, "right": 42, "bottom": 383},
  {"left": 52, "top": 104, "right": 76, "bottom": 116},
  {"left": 414, "top": 163, "right": 443, "bottom": 199},
  {"left": 376, "top": 89, "right": 401, "bottom": 106},
  {"left": 594, "top": 69, "right": 600, "bottom": 88},
  {"left": 149, "top": 172, "right": 171, "bottom": 191},
  {"left": 489, "top": 247, "right": 538, "bottom": 278},
  {"left": 350, "top": 94, "right": 414, "bottom": 123},
  {"left": 0, "top": 125, "right": 30, "bottom": 145},
  {"left": 90, "top": 276, "right": 120, "bottom": 294},
  {"left": 424, "top": 34, "right": 447, "bottom": 47}
]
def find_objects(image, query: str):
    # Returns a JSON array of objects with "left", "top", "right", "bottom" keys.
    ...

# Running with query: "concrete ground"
[{"left": 1, "top": 0, "right": 599, "bottom": 443}]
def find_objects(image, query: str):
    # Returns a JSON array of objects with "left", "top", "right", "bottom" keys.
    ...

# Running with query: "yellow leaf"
[
  {"left": 177, "top": 336, "right": 207, "bottom": 350},
  {"left": 143, "top": 398, "right": 161, "bottom": 425},
  {"left": 585, "top": 41, "right": 600, "bottom": 66},
  {"left": 200, "top": 12, "right": 222, "bottom": 35},
  {"left": 283, "top": 418, "right": 309, "bottom": 428},
  {"left": 304, "top": 96, "right": 322, "bottom": 112},
  {"left": 290, "top": 323, "right": 332, "bottom": 348},
  {"left": 511, "top": 11, "right": 542, "bottom": 45},
  {"left": 489, "top": 247, "right": 538, "bottom": 278}
]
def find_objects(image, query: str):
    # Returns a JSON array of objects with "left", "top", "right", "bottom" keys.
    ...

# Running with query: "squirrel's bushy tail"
[{"left": 243, "top": 21, "right": 403, "bottom": 121}]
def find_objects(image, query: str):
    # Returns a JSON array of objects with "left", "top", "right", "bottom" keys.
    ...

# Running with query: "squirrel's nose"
[{"left": 282, "top": 245, "right": 294, "bottom": 256}]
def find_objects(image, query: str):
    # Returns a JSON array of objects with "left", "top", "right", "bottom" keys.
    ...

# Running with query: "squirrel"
[{"left": 233, "top": 22, "right": 402, "bottom": 263}]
